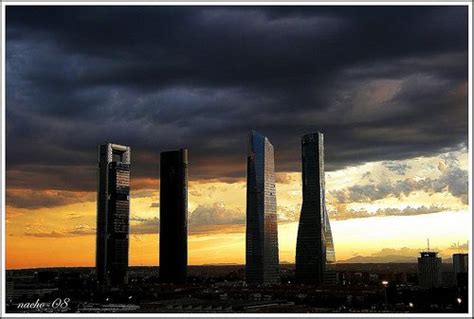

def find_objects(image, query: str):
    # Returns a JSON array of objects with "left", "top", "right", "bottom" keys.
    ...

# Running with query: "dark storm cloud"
[
  {"left": 6, "top": 6, "right": 468, "bottom": 196},
  {"left": 6, "top": 188, "right": 95, "bottom": 209}
]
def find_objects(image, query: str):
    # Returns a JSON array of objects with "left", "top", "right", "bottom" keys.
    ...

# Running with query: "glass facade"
[
  {"left": 96, "top": 143, "right": 131, "bottom": 286},
  {"left": 246, "top": 131, "right": 279, "bottom": 285},
  {"left": 295, "top": 132, "right": 335, "bottom": 285}
]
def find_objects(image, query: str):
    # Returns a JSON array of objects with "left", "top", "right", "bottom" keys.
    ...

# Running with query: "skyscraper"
[
  {"left": 96, "top": 143, "right": 131, "bottom": 286},
  {"left": 418, "top": 251, "right": 442, "bottom": 288},
  {"left": 295, "top": 132, "right": 335, "bottom": 285},
  {"left": 160, "top": 149, "right": 188, "bottom": 283},
  {"left": 453, "top": 253, "right": 468, "bottom": 274},
  {"left": 246, "top": 131, "right": 279, "bottom": 285},
  {"left": 453, "top": 253, "right": 468, "bottom": 287}
]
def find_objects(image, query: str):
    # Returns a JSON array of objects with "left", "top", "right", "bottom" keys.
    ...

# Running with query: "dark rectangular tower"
[
  {"left": 295, "top": 132, "right": 335, "bottom": 285},
  {"left": 96, "top": 143, "right": 131, "bottom": 286},
  {"left": 160, "top": 149, "right": 188, "bottom": 283},
  {"left": 246, "top": 131, "right": 279, "bottom": 285},
  {"left": 453, "top": 253, "right": 468, "bottom": 274},
  {"left": 453, "top": 253, "right": 468, "bottom": 287},
  {"left": 418, "top": 251, "right": 442, "bottom": 288}
]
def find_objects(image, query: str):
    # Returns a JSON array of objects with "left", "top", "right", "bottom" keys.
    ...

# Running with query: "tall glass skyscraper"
[
  {"left": 96, "top": 143, "right": 131, "bottom": 286},
  {"left": 160, "top": 149, "right": 188, "bottom": 283},
  {"left": 246, "top": 131, "right": 280, "bottom": 285},
  {"left": 295, "top": 132, "right": 335, "bottom": 285}
]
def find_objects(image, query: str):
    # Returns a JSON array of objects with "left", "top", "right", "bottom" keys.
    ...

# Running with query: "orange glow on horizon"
[{"left": 5, "top": 150, "right": 470, "bottom": 269}]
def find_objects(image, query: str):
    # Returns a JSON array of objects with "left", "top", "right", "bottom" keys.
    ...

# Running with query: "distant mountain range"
[
  {"left": 339, "top": 255, "right": 453, "bottom": 263},
  {"left": 339, "top": 255, "right": 416, "bottom": 263},
  {"left": 201, "top": 263, "right": 239, "bottom": 266}
]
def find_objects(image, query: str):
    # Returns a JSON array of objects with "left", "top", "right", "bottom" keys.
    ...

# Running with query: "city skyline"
[
  {"left": 5, "top": 144, "right": 469, "bottom": 269},
  {"left": 5, "top": 5, "right": 469, "bottom": 270},
  {"left": 95, "top": 131, "right": 334, "bottom": 285},
  {"left": 5, "top": 135, "right": 469, "bottom": 269}
]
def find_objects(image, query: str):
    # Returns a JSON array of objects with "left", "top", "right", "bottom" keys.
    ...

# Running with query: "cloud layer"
[
  {"left": 330, "top": 154, "right": 468, "bottom": 205},
  {"left": 6, "top": 6, "right": 468, "bottom": 194}
]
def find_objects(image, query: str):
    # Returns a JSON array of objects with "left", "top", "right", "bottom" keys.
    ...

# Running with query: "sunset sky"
[{"left": 5, "top": 6, "right": 469, "bottom": 269}]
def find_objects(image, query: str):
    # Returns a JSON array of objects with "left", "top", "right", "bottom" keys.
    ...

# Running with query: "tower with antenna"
[{"left": 418, "top": 238, "right": 442, "bottom": 288}]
